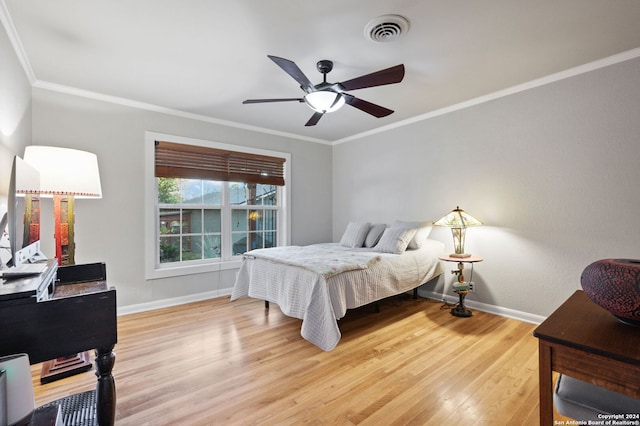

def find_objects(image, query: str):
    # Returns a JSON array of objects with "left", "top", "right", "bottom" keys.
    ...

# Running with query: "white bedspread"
[
  {"left": 243, "top": 245, "right": 381, "bottom": 278},
  {"left": 230, "top": 239, "right": 444, "bottom": 351}
]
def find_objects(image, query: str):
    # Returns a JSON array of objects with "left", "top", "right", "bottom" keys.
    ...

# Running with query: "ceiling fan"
[{"left": 243, "top": 55, "right": 405, "bottom": 127}]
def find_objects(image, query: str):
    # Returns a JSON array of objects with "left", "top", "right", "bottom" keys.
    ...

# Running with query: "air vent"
[{"left": 364, "top": 14, "right": 410, "bottom": 43}]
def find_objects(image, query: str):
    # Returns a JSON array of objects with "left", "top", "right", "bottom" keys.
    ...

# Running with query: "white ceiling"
[{"left": 3, "top": 0, "right": 640, "bottom": 143}]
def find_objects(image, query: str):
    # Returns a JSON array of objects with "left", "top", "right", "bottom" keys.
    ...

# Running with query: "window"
[
  {"left": 229, "top": 182, "right": 278, "bottom": 256},
  {"left": 145, "top": 133, "right": 290, "bottom": 279},
  {"left": 157, "top": 178, "right": 223, "bottom": 263}
]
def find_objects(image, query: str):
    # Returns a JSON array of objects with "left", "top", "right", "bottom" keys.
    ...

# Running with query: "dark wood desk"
[
  {"left": 0, "top": 262, "right": 117, "bottom": 426},
  {"left": 533, "top": 290, "right": 640, "bottom": 425}
]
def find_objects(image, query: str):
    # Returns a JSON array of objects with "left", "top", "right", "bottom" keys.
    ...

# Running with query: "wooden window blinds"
[{"left": 155, "top": 141, "right": 286, "bottom": 186}]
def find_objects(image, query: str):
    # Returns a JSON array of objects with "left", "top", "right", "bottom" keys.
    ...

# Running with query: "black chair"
[{"left": 0, "top": 353, "right": 97, "bottom": 426}]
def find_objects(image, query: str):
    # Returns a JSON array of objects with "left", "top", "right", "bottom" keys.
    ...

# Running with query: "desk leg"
[
  {"left": 538, "top": 341, "right": 553, "bottom": 426},
  {"left": 95, "top": 345, "right": 116, "bottom": 426}
]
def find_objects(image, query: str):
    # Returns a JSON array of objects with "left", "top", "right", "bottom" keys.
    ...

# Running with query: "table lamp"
[
  {"left": 8, "top": 156, "right": 41, "bottom": 265},
  {"left": 434, "top": 206, "right": 482, "bottom": 258},
  {"left": 23, "top": 146, "right": 102, "bottom": 266},
  {"left": 23, "top": 145, "right": 102, "bottom": 383}
]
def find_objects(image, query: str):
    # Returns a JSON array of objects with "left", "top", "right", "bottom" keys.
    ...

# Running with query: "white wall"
[
  {"left": 0, "top": 20, "right": 31, "bottom": 196},
  {"left": 30, "top": 88, "right": 333, "bottom": 309},
  {"left": 0, "top": 20, "right": 31, "bottom": 266},
  {"left": 333, "top": 56, "right": 640, "bottom": 317}
]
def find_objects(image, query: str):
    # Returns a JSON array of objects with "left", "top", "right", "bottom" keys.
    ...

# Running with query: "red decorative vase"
[{"left": 581, "top": 259, "right": 640, "bottom": 327}]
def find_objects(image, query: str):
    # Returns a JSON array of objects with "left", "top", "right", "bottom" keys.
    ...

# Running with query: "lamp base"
[
  {"left": 451, "top": 305, "right": 473, "bottom": 317},
  {"left": 449, "top": 253, "right": 472, "bottom": 258},
  {"left": 40, "top": 351, "right": 92, "bottom": 384},
  {"left": 452, "top": 288, "right": 472, "bottom": 317}
]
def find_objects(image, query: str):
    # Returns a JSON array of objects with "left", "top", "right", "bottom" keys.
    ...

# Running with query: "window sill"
[{"left": 146, "top": 259, "right": 243, "bottom": 280}]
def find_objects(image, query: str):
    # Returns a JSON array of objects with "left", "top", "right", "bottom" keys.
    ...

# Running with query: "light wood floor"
[{"left": 31, "top": 294, "right": 560, "bottom": 425}]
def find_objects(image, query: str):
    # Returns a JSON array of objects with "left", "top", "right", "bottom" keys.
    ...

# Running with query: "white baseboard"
[
  {"left": 117, "top": 287, "right": 546, "bottom": 325},
  {"left": 418, "top": 289, "right": 546, "bottom": 325},
  {"left": 117, "top": 288, "right": 232, "bottom": 316}
]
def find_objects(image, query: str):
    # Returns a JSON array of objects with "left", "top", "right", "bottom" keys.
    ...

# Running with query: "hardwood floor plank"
[{"left": 31, "top": 294, "right": 544, "bottom": 425}]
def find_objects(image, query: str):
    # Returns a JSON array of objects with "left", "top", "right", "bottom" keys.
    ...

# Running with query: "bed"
[{"left": 230, "top": 221, "right": 444, "bottom": 351}]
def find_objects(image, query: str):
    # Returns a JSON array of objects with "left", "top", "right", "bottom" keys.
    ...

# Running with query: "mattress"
[{"left": 230, "top": 239, "right": 444, "bottom": 350}]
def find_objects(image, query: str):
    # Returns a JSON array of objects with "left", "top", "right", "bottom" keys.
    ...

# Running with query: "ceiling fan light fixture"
[
  {"left": 244, "top": 55, "right": 404, "bottom": 126},
  {"left": 304, "top": 91, "right": 345, "bottom": 113}
]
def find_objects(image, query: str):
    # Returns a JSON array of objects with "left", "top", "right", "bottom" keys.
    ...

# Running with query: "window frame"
[{"left": 144, "top": 132, "right": 291, "bottom": 280}]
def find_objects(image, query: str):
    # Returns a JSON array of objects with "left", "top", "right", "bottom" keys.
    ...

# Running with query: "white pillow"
[
  {"left": 373, "top": 227, "right": 417, "bottom": 254},
  {"left": 391, "top": 220, "right": 433, "bottom": 249},
  {"left": 339, "top": 222, "right": 371, "bottom": 248},
  {"left": 364, "top": 224, "right": 387, "bottom": 248}
]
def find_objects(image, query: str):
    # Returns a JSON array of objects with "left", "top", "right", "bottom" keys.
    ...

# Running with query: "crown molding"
[
  {"left": 32, "top": 80, "right": 330, "bottom": 145},
  {"left": 333, "top": 47, "right": 640, "bottom": 145},
  {"left": 21, "top": 45, "right": 640, "bottom": 147},
  {"left": 31, "top": 44, "right": 640, "bottom": 147},
  {"left": 0, "top": 0, "right": 35, "bottom": 84}
]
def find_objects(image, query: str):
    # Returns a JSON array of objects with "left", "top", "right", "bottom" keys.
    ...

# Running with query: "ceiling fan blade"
[
  {"left": 242, "top": 98, "right": 303, "bottom": 104},
  {"left": 338, "top": 64, "right": 405, "bottom": 91},
  {"left": 268, "top": 55, "right": 315, "bottom": 93},
  {"left": 343, "top": 94, "right": 394, "bottom": 118},
  {"left": 305, "top": 112, "right": 324, "bottom": 126}
]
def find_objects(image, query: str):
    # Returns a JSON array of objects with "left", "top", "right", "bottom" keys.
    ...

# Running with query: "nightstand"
[{"left": 438, "top": 255, "right": 483, "bottom": 317}]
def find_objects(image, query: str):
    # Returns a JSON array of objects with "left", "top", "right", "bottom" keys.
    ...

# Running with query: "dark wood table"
[
  {"left": 533, "top": 290, "right": 640, "bottom": 425},
  {"left": 0, "top": 262, "right": 116, "bottom": 425}
]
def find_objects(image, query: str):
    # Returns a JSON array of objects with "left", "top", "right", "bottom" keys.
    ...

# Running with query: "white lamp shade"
[
  {"left": 304, "top": 91, "right": 345, "bottom": 113},
  {"left": 23, "top": 146, "right": 102, "bottom": 198},
  {"left": 434, "top": 206, "right": 482, "bottom": 257},
  {"left": 13, "top": 156, "right": 40, "bottom": 195},
  {"left": 434, "top": 206, "right": 482, "bottom": 228}
]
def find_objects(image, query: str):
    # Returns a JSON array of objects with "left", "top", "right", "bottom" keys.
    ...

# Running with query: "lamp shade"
[
  {"left": 13, "top": 157, "right": 40, "bottom": 195},
  {"left": 434, "top": 206, "right": 482, "bottom": 228},
  {"left": 304, "top": 91, "right": 345, "bottom": 113},
  {"left": 23, "top": 146, "right": 102, "bottom": 198},
  {"left": 434, "top": 206, "right": 482, "bottom": 258}
]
